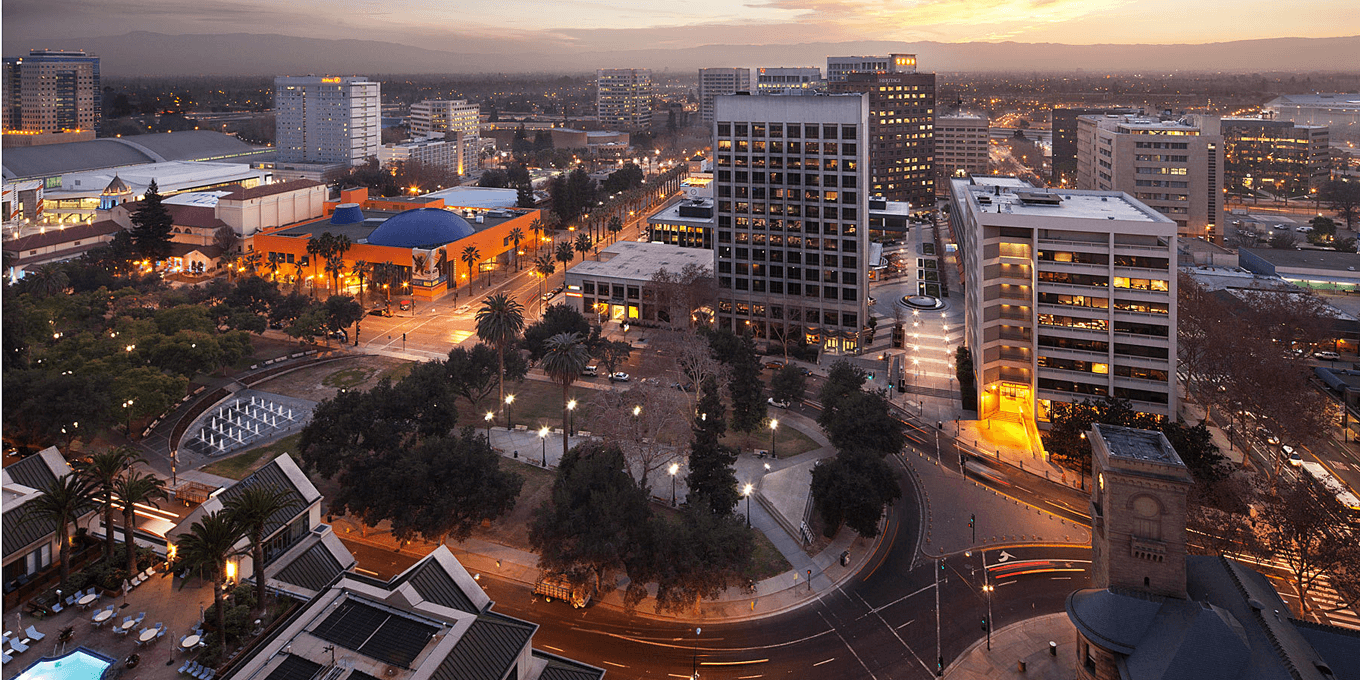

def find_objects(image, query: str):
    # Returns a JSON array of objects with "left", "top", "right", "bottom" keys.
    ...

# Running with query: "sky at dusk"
[{"left": 6, "top": 0, "right": 1358, "bottom": 51}]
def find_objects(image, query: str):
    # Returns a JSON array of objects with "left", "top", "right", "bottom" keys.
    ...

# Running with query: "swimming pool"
[{"left": 11, "top": 648, "right": 114, "bottom": 680}]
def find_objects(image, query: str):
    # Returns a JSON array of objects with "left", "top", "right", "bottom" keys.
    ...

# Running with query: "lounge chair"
[
  {"left": 24, "top": 626, "right": 43, "bottom": 642},
  {"left": 201, "top": 670, "right": 216, "bottom": 680},
  {"left": 177, "top": 660, "right": 192, "bottom": 674},
  {"left": 9, "top": 638, "right": 28, "bottom": 654},
  {"left": 50, "top": 601, "right": 64, "bottom": 614},
  {"left": 195, "top": 667, "right": 213, "bottom": 680},
  {"left": 134, "top": 612, "right": 146, "bottom": 624},
  {"left": 129, "top": 574, "right": 142, "bottom": 587},
  {"left": 2, "top": 652, "right": 11, "bottom": 664}
]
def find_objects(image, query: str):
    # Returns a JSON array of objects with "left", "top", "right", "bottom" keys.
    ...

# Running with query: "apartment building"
[
  {"left": 408, "top": 99, "right": 481, "bottom": 174},
  {"left": 935, "top": 113, "right": 990, "bottom": 180},
  {"left": 378, "top": 137, "right": 458, "bottom": 173},
  {"left": 274, "top": 76, "right": 381, "bottom": 166},
  {"left": 1077, "top": 114, "right": 1223, "bottom": 239},
  {"left": 1051, "top": 107, "right": 1136, "bottom": 187},
  {"left": 1221, "top": 118, "right": 1330, "bottom": 197},
  {"left": 699, "top": 68, "right": 752, "bottom": 125},
  {"left": 712, "top": 93, "right": 871, "bottom": 354},
  {"left": 2, "top": 49, "right": 101, "bottom": 146},
  {"left": 829, "top": 55, "right": 935, "bottom": 208},
  {"left": 755, "top": 68, "right": 824, "bottom": 95},
  {"left": 596, "top": 69, "right": 653, "bottom": 131},
  {"left": 949, "top": 177, "right": 1177, "bottom": 426}
]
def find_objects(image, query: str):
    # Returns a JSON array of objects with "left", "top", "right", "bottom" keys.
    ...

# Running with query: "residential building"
[
  {"left": 379, "top": 137, "right": 458, "bottom": 174},
  {"left": 596, "top": 69, "right": 653, "bottom": 131},
  {"left": 935, "top": 113, "right": 990, "bottom": 180},
  {"left": 948, "top": 177, "right": 1177, "bottom": 428},
  {"left": 2, "top": 49, "right": 100, "bottom": 146},
  {"left": 713, "top": 93, "right": 871, "bottom": 354},
  {"left": 829, "top": 56, "right": 935, "bottom": 208},
  {"left": 1221, "top": 118, "right": 1330, "bottom": 197},
  {"left": 755, "top": 68, "right": 824, "bottom": 95},
  {"left": 699, "top": 68, "right": 752, "bottom": 126},
  {"left": 274, "top": 76, "right": 381, "bottom": 166},
  {"left": 1077, "top": 113, "right": 1224, "bottom": 239},
  {"left": 408, "top": 99, "right": 481, "bottom": 174},
  {"left": 565, "top": 240, "right": 714, "bottom": 324},
  {"left": 221, "top": 544, "right": 604, "bottom": 680},
  {"left": 1263, "top": 93, "right": 1360, "bottom": 142},
  {"left": 1068, "top": 423, "right": 1360, "bottom": 680},
  {"left": 826, "top": 55, "right": 911, "bottom": 83},
  {"left": 1051, "top": 107, "right": 1136, "bottom": 187},
  {"left": 3, "top": 448, "right": 96, "bottom": 603}
]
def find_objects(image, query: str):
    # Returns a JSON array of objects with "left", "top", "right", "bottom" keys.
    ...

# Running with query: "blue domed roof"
[{"left": 367, "top": 208, "right": 475, "bottom": 248}]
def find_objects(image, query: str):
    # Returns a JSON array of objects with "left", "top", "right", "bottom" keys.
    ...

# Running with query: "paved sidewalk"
[{"left": 945, "top": 613, "right": 1077, "bottom": 680}]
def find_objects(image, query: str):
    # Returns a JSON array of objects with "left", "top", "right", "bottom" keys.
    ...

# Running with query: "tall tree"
[
  {"left": 113, "top": 471, "right": 166, "bottom": 578},
  {"left": 575, "top": 232, "right": 592, "bottom": 259},
  {"left": 540, "top": 332, "right": 590, "bottom": 462},
  {"left": 475, "top": 293, "right": 527, "bottom": 426},
  {"left": 129, "top": 180, "right": 174, "bottom": 262},
  {"left": 19, "top": 473, "right": 96, "bottom": 587},
  {"left": 644, "top": 500, "right": 753, "bottom": 614},
  {"left": 460, "top": 245, "right": 481, "bottom": 289},
  {"left": 175, "top": 511, "right": 245, "bottom": 641},
  {"left": 686, "top": 377, "right": 739, "bottom": 515},
  {"left": 508, "top": 227, "right": 525, "bottom": 270},
  {"left": 533, "top": 255, "right": 556, "bottom": 304},
  {"left": 1257, "top": 476, "right": 1353, "bottom": 614},
  {"left": 709, "top": 331, "right": 765, "bottom": 434},
  {"left": 444, "top": 343, "right": 528, "bottom": 410},
  {"left": 811, "top": 450, "right": 901, "bottom": 538},
  {"left": 1320, "top": 179, "right": 1360, "bottom": 230},
  {"left": 555, "top": 240, "right": 574, "bottom": 267},
  {"left": 770, "top": 365, "right": 808, "bottom": 405},
  {"left": 522, "top": 304, "right": 597, "bottom": 361},
  {"left": 80, "top": 446, "right": 142, "bottom": 559},
  {"left": 223, "top": 485, "right": 299, "bottom": 614},
  {"left": 608, "top": 215, "right": 624, "bottom": 244}
]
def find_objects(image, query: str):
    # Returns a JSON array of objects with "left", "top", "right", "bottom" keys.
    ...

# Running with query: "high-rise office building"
[
  {"left": 2, "top": 49, "right": 101, "bottom": 146},
  {"left": 754, "top": 68, "right": 824, "bottom": 95},
  {"left": 274, "top": 76, "right": 381, "bottom": 166},
  {"left": 408, "top": 99, "right": 481, "bottom": 174},
  {"left": 596, "top": 69, "right": 653, "bottom": 131},
  {"left": 949, "top": 177, "right": 1177, "bottom": 428},
  {"left": 935, "top": 113, "right": 990, "bottom": 180},
  {"left": 1051, "top": 107, "right": 1136, "bottom": 187},
  {"left": 1221, "top": 118, "right": 1329, "bottom": 197},
  {"left": 826, "top": 54, "right": 916, "bottom": 82},
  {"left": 712, "top": 94, "right": 871, "bottom": 354},
  {"left": 1076, "top": 113, "right": 1224, "bottom": 239},
  {"left": 829, "top": 55, "right": 935, "bottom": 208},
  {"left": 698, "top": 68, "right": 751, "bottom": 126}
]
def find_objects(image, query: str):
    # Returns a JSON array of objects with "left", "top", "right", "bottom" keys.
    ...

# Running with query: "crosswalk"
[{"left": 1268, "top": 576, "right": 1360, "bottom": 630}]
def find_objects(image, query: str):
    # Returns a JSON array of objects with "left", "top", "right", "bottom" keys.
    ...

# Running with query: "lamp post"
[
  {"left": 981, "top": 548, "right": 994, "bottom": 651},
  {"left": 538, "top": 426, "right": 550, "bottom": 467},
  {"left": 692, "top": 627, "right": 702, "bottom": 679},
  {"left": 504, "top": 394, "right": 515, "bottom": 429},
  {"left": 567, "top": 399, "right": 577, "bottom": 435},
  {"left": 484, "top": 411, "right": 494, "bottom": 439},
  {"left": 668, "top": 462, "right": 680, "bottom": 506},
  {"left": 632, "top": 405, "right": 641, "bottom": 441},
  {"left": 122, "top": 399, "right": 135, "bottom": 434},
  {"left": 742, "top": 483, "right": 754, "bottom": 527},
  {"left": 769, "top": 419, "right": 778, "bottom": 459}
]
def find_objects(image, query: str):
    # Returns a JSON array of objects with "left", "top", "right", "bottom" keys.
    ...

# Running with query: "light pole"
[
  {"left": 504, "top": 394, "right": 515, "bottom": 429},
  {"left": 484, "top": 411, "right": 495, "bottom": 439},
  {"left": 632, "top": 405, "right": 641, "bottom": 442},
  {"left": 538, "top": 426, "right": 550, "bottom": 467},
  {"left": 668, "top": 462, "right": 680, "bottom": 506},
  {"left": 567, "top": 399, "right": 577, "bottom": 435},
  {"left": 692, "top": 627, "right": 702, "bottom": 679},
  {"left": 769, "top": 419, "right": 778, "bottom": 459},
  {"left": 981, "top": 548, "right": 993, "bottom": 651},
  {"left": 742, "top": 483, "right": 754, "bottom": 527},
  {"left": 122, "top": 399, "right": 135, "bottom": 434}
]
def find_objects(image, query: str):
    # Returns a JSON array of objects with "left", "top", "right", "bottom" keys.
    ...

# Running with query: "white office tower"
[
  {"left": 408, "top": 99, "right": 481, "bottom": 174},
  {"left": 949, "top": 177, "right": 1177, "bottom": 430},
  {"left": 712, "top": 93, "right": 871, "bottom": 354},
  {"left": 596, "top": 69, "right": 653, "bottom": 131},
  {"left": 699, "top": 68, "right": 752, "bottom": 126},
  {"left": 274, "top": 76, "right": 380, "bottom": 166}
]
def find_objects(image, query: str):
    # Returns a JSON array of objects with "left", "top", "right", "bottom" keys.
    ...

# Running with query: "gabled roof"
[
  {"left": 1, "top": 221, "right": 123, "bottom": 254},
  {"left": 533, "top": 651, "right": 607, "bottom": 680},
  {"left": 2, "top": 448, "right": 78, "bottom": 559},
  {"left": 167, "top": 204, "right": 228, "bottom": 229},
  {"left": 396, "top": 558, "right": 479, "bottom": 614},
  {"left": 429, "top": 613, "right": 535, "bottom": 680},
  {"left": 214, "top": 456, "right": 317, "bottom": 536},
  {"left": 274, "top": 537, "right": 347, "bottom": 593}
]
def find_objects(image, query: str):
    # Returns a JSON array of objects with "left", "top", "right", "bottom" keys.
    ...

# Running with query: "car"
[
  {"left": 368, "top": 306, "right": 392, "bottom": 317},
  {"left": 764, "top": 360, "right": 787, "bottom": 370},
  {"left": 641, "top": 377, "right": 660, "bottom": 386},
  {"left": 1313, "top": 350, "right": 1341, "bottom": 361},
  {"left": 767, "top": 398, "right": 790, "bottom": 409},
  {"left": 328, "top": 329, "right": 348, "bottom": 342},
  {"left": 581, "top": 365, "right": 599, "bottom": 377},
  {"left": 608, "top": 372, "right": 630, "bottom": 382},
  {"left": 1272, "top": 224, "right": 1288, "bottom": 230},
  {"left": 397, "top": 298, "right": 413, "bottom": 311},
  {"left": 1283, "top": 445, "right": 1303, "bottom": 466},
  {"left": 672, "top": 381, "right": 695, "bottom": 392},
  {"left": 1295, "top": 225, "right": 1311, "bottom": 233},
  {"left": 800, "top": 367, "right": 813, "bottom": 376},
  {"left": 268, "top": 321, "right": 284, "bottom": 330},
  {"left": 1255, "top": 427, "right": 1281, "bottom": 446},
  {"left": 541, "top": 291, "right": 558, "bottom": 302},
  {"left": 552, "top": 285, "right": 565, "bottom": 295}
]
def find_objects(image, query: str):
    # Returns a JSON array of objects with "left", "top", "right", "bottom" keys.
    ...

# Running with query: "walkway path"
[{"left": 944, "top": 613, "right": 1077, "bottom": 680}]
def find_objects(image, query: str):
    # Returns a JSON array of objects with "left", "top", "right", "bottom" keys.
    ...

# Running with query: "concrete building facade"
[
  {"left": 1077, "top": 114, "right": 1224, "bottom": 240},
  {"left": 830, "top": 57, "right": 935, "bottom": 208},
  {"left": 827, "top": 55, "right": 898, "bottom": 83},
  {"left": 935, "top": 113, "right": 990, "bottom": 180},
  {"left": 596, "top": 69, "right": 653, "bottom": 131},
  {"left": 1263, "top": 93, "right": 1360, "bottom": 142},
  {"left": 274, "top": 76, "right": 381, "bottom": 166},
  {"left": 949, "top": 177, "right": 1178, "bottom": 426},
  {"left": 1221, "top": 117, "right": 1330, "bottom": 197},
  {"left": 699, "top": 68, "right": 752, "bottom": 126},
  {"left": 1051, "top": 107, "right": 1136, "bottom": 187},
  {"left": 2, "top": 50, "right": 100, "bottom": 146},
  {"left": 408, "top": 99, "right": 481, "bottom": 174},
  {"left": 379, "top": 137, "right": 458, "bottom": 173},
  {"left": 565, "top": 240, "right": 714, "bottom": 325},
  {"left": 713, "top": 93, "right": 871, "bottom": 354},
  {"left": 755, "top": 68, "right": 824, "bottom": 95}
]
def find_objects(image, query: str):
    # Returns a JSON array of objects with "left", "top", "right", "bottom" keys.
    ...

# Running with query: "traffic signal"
[
  {"left": 867, "top": 371, "right": 875, "bottom": 380},
  {"left": 981, "top": 618, "right": 989, "bottom": 632},
  {"left": 969, "top": 514, "right": 975, "bottom": 529},
  {"left": 937, "top": 656, "right": 944, "bottom": 676},
  {"left": 940, "top": 558, "right": 946, "bottom": 571}
]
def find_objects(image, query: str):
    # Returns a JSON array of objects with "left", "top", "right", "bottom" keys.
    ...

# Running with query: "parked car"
[
  {"left": 1272, "top": 224, "right": 1288, "bottom": 230},
  {"left": 541, "top": 290, "right": 558, "bottom": 302},
  {"left": 581, "top": 365, "right": 599, "bottom": 377},
  {"left": 608, "top": 372, "right": 630, "bottom": 382},
  {"left": 672, "top": 382, "right": 694, "bottom": 392},
  {"left": 764, "top": 360, "right": 787, "bottom": 370},
  {"left": 368, "top": 306, "right": 392, "bottom": 317},
  {"left": 1295, "top": 225, "right": 1311, "bottom": 233},
  {"left": 1313, "top": 350, "right": 1341, "bottom": 361},
  {"left": 397, "top": 298, "right": 413, "bottom": 311},
  {"left": 328, "top": 329, "right": 348, "bottom": 342},
  {"left": 767, "top": 398, "right": 790, "bottom": 409}
]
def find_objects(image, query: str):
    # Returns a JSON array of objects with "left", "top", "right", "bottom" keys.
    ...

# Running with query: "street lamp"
[
  {"left": 769, "top": 419, "right": 778, "bottom": 459},
  {"left": 538, "top": 426, "right": 550, "bottom": 467},
  {"left": 504, "top": 394, "right": 515, "bottom": 429},
  {"left": 742, "top": 483, "right": 754, "bottom": 527},
  {"left": 692, "top": 627, "right": 702, "bottom": 679},
  {"left": 981, "top": 548, "right": 994, "bottom": 651},
  {"left": 484, "top": 411, "right": 494, "bottom": 439},
  {"left": 567, "top": 399, "right": 577, "bottom": 435},
  {"left": 668, "top": 462, "right": 680, "bottom": 506},
  {"left": 122, "top": 399, "right": 135, "bottom": 434}
]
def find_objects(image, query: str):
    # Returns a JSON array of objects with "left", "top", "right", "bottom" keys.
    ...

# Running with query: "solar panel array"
[{"left": 311, "top": 599, "right": 438, "bottom": 669}]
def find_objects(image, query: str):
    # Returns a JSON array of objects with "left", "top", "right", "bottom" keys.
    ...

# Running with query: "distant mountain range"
[{"left": 5, "top": 32, "right": 1358, "bottom": 76}]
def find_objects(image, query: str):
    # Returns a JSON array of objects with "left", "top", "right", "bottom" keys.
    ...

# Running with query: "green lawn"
[
  {"left": 202, "top": 433, "right": 302, "bottom": 480},
  {"left": 323, "top": 366, "right": 380, "bottom": 389},
  {"left": 722, "top": 422, "right": 820, "bottom": 459},
  {"left": 746, "top": 527, "right": 794, "bottom": 581},
  {"left": 377, "top": 361, "right": 415, "bottom": 384},
  {"left": 455, "top": 379, "right": 599, "bottom": 430}
]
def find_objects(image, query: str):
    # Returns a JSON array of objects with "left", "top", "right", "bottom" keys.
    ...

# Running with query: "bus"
[{"left": 1298, "top": 460, "right": 1360, "bottom": 520}]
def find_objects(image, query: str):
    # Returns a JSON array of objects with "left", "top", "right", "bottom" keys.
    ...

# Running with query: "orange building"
[{"left": 253, "top": 187, "right": 540, "bottom": 301}]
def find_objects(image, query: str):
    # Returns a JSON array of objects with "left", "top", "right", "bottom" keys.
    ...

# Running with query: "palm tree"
[
  {"left": 528, "top": 218, "right": 544, "bottom": 254},
  {"left": 80, "top": 446, "right": 142, "bottom": 559},
  {"left": 223, "top": 485, "right": 299, "bottom": 613},
  {"left": 555, "top": 240, "right": 574, "bottom": 267},
  {"left": 608, "top": 215, "right": 624, "bottom": 243},
  {"left": 242, "top": 251, "right": 262, "bottom": 276},
  {"left": 113, "top": 471, "right": 165, "bottom": 578},
  {"left": 324, "top": 255, "right": 346, "bottom": 294},
  {"left": 28, "top": 263, "right": 69, "bottom": 297},
  {"left": 291, "top": 262, "right": 306, "bottom": 294},
  {"left": 461, "top": 245, "right": 481, "bottom": 290},
  {"left": 534, "top": 255, "right": 556, "bottom": 306},
  {"left": 475, "top": 294, "right": 526, "bottom": 426},
  {"left": 353, "top": 260, "right": 369, "bottom": 304},
  {"left": 508, "top": 227, "right": 525, "bottom": 271},
  {"left": 541, "top": 332, "right": 590, "bottom": 462},
  {"left": 267, "top": 256, "right": 281, "bottom": 283},
  {"left": 306, "top": 234, "right": 331, "bottom": 296},
  {"left": 221, "top": 253, "right": 241, "bottom": 281},
  {"left": 175, "top": 511, "right": 245, "bottom": 642},
  {"left": 574, "top": 233, "right": 592, "bottom": 260},
  {"left": 20, "top": 473, "right": 95, "bottom": 587}
]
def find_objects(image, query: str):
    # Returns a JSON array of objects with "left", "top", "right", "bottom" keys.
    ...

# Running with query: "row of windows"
[
  {"left": 1135, "top": 179, "right": 1189, "bottom": 188},
  {"left": 718, "top": 219, "right": 858, "bottom": 236},
  {"left": 1135, "top": 154, "right": 1188, "bottom": 162},
  {"left": 1038, "top": 357, "right": 1169, "bottom": 380},
  {"left": 717, "top": 165, "right": 859, "bottom": 182},
  {"left": 718, "top": 241, "right": 859, "bottom": 257},
  {"left": 580, "top": 281, "right": 639, "bottom": 299},
  {"left": 1037, "top": 335, "right": 1171, "bottom": 360},
  {"left": 1038, "top": 379, "right": 1169, "bottom": 404},
  {"left": 720, "top": 191, "right": 858, "bottom": 207},
  {"left": 720, "top": 278, "right": 859, "bottom": 301},
  {"left": 717, "top": 140, "right": 859, "bottom": 156},
  {"left": 718, "top": 262, "right": 859, "bottom": 282},
  {"left": 721, "top": 182, "right": 859, "bottom": 199},
  {"left": 1037, "top": 271, "right": 1170, "bottom": 291},
  {"left": 1134, "top": 141, "right": 1189, "bottom": 149},
  {"left": 719, "top": 202, "right": 860, "bottom": 220},
  {"left": 717, "top": 122, "right": 857, "bottom": 139},
  {"left": 718, "top": 300, "right": 858, "bottom": 327}
]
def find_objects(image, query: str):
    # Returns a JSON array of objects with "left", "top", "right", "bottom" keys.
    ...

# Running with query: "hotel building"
[
  {"left": 274, "top": 76, "right": 381, "bottom": 166},
  {"left": 1221, "top": 118, "right": 1330, "bottom": 197},
  {"left": 754, "top": 68, "right": 824, "bottom": 95},
  {"left": 712, "top": 93, "right": 871, "bottom": 354},
  {"left": 2, "top": 49, "right": 100, "bottom": 147},
  {"left": 1051, "top": 107, "right": 1136, "bottom": 187},
  {"left": 829, "top": 55, "right": 935, "bottom": 208},
  {"left": 949, "top": 177, "right": 1177, "bottom": 428},
  {"left": 408, "top": 99, "right": 481, "bottom": 174},
  {"left": 596, "top": 69, "right": 653, "bottom": 131},
  {"left": 827, "top": 55, "right": 913, "bottom": 83}
]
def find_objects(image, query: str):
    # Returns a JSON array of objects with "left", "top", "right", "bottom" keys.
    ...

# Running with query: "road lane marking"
[
  {"left": 602, "top": 661, "right": 627, "bottom": 668},
  {"left": 573, "top": 627, "right": 831, "bottom": 652},
  {"left": 737, "top": 675, "right": 763, "bottom": 679},
  {"left": 542, "top": 645, "right": 563, "bottom": 652},
  {"left": 813, "top": 658, "right": 835, "bottom": 666},
  {"left": 1051, "top": 577, "right": 1072, "bottom": 580},
  {"left": 896, "top": 619, "right": 915, "bottom": 630},
  {"left": 818, "top": 611, "right": 878, "bottom": 680},
  {"left": 700, "top": 659, "right": 768, "bottom": 666},
  {"left": 869, "top": 583, "right": 935, "bottom": 613},
  {"left": 996, "top": 580, "right": 1018, "bottom": 587}
]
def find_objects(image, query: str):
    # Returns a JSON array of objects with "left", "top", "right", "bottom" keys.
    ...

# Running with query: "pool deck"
[{"left": 5, "top": 572, "right": 216, "bottom": 680}]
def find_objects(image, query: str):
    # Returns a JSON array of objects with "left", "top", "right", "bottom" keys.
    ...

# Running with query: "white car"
[
  {"left": 767, "top": 398, "right": 790, "bottom": 409},
  {"left": 608, "top": 372, "right": 630, "bottom": 383},
  {"left": 1295, "top": 225, "right": 1311, "bottom": 233},
  {"left": 1313, "top": 351, "right": 1341, "bottom": 361},
  {"left": 1283, "top": 445, "right": 1303, "bottom": 466}
]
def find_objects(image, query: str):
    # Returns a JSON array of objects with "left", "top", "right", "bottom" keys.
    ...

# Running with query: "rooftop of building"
[
  {"left": 2, "top": 448, "right": 79, "bottom": 561},
  {"left": 567, "top": 240, "right": 714, "bottom": 282},
  {"left": 937, "top": 112, "right": 987, "bottom": 120},
  {"left": 220, "top": 179, "right": 323, "bottom": 201},
  {"left": 1240, "top": 247, "right": 1360, "bottom": 273},
  {"left": 1266, "top": 93, "right": 1360, "bottom": 109},
  {"left": 648, "top": 197, "right": 714, "bottom": 225},
  {"left": 44, "top": 161, "right": 268, "bottom": 200},
  {"left": 1221, "top": 117, "right": 1328, "bottom": 130},
  {"left": 1092, "top": 424, "right": 1184, "bottom": 466},
  {"left": 267, "top": 207, "right": 520, "bottom": 248},
  {"left": 421, "top": 186, "right": 521, "bottom": 210},
  {"left": 1, "top": 220, "right": 122, "bottom": 254},
  {"left": 869, "top": 197, "right": 912, "bottom": 216},
  {"left": 3, "top": 131, "right": 269, "bottom": 180},
  {"left": 954, "top": 177, "right": 1171, "bottom": 224},
  {"left": 1079, "top": 114, "right": 1204, "bottom": 132}
]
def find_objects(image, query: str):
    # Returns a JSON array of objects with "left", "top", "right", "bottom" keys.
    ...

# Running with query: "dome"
[
  {"left": 367, "top": 208, "right": 475, "bottom": 249},
  {"left": 330, "top": 203, "right": 364, "bottom": 224}
]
